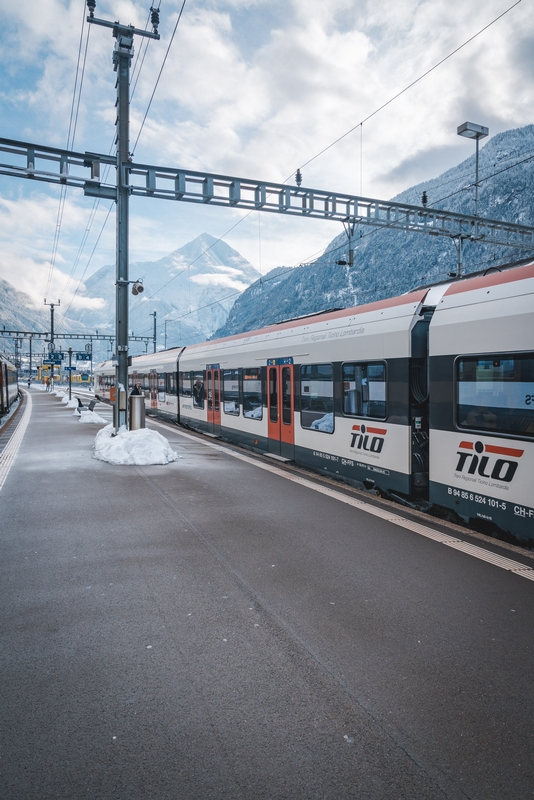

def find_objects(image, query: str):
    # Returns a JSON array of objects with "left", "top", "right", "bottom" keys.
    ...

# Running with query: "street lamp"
[
  {"left": 149, "top": 311, "right": 157, "bottom": 353},
  {"left": 457, "top": 121, "right": 489, "bottom": 217}
]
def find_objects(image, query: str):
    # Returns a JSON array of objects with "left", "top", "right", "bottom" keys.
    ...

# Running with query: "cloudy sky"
[{"left": 0, "top": 0, "right": 532, "bottom": 315}]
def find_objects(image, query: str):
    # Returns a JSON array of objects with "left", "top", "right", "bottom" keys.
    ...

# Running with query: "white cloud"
[{"left": 190, "top": 272, "right": 248, "bottom": 291}]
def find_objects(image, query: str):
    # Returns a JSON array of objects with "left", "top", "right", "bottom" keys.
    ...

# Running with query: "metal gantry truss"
[
  {"left": 0, "top": 330, "right": 152, "bottom": 343},
  {"left": 1, "top": 137, "right": 533, "bottom": 250}
]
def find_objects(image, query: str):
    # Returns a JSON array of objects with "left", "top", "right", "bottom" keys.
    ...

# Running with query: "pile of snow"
[
  {"left": 55, "top": 390, "right": 67, "bottom": 399},
  {"left": 94, "top": 424, "right": 179, "bottom": 465},
  {"left": 65, "top": 398, "right": 79, "bottom": 408},
  {"left": 79, "top": 409, "right": 108, "bottom": 424}
]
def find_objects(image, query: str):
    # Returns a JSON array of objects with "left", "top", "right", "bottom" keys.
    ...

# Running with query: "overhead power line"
[
  {"left": 295, "top": 0, "right": 522, "bottom": 175},
  {"left": 132, "top": 0, "right": 187, "bottom": 156},
  {"left": 45, "top": 4, "right": 91, "bottom": 300}
]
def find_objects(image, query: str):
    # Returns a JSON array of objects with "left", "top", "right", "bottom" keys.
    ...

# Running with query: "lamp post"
[
  {"left": 457, "top": 121, "right": 489, "bottom": 218},
  {"left": 68, "top": 347, "right": 73, "bottom": 401},
  {"left": 150, "top": 311, "right": 157, "bottom": 353}
]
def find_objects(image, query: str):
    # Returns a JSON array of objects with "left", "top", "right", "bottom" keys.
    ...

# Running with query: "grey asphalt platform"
[{"left": 1, "top": 389, "right": 534, "bottom": 799}]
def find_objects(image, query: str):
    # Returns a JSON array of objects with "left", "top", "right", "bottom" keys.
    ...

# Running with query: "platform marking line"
[
  {"left": 150, "top": 421, "right": 534, "bottom": 582},
  {"left": 0, "top": 390, "right": 32, "bottom": 492}
]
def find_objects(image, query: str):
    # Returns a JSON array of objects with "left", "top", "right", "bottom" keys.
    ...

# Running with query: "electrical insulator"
[
  {"left": 151, "top": 6, "right": 160, "bottom": 33},
  {"left": 295, "top": 168, "right": 302, "bottom": 187},
  {"left": 87, "top": 0, "right": 96, "bottom": 18},
  {"left": 421, "top": 191, "right": 428, "bottom": 207}
]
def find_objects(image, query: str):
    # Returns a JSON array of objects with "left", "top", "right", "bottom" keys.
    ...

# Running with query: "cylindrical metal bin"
[{"left": 129, "top": 394, "right": 146, "bottom": 430}]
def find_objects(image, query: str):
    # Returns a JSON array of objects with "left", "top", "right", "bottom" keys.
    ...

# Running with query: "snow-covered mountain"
[
  {"left": 1, "top": 233, "right": 260, "bottom": 361},
  {"left": 215, "top": 124, "right": 534, "bottom": 338},
  {"left": 0, "top": 280, "right": 94, "bottom": 361},
  {"left": 70, "top": 233, "right": 260, "bottom": 347}
]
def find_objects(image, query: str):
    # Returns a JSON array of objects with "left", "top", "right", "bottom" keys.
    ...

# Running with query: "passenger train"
[
  {"left": 0, "top": 354, "right": 18, "bottom": 418},
  {"left": 95, "top": 260, "right": 534, "bottom": 545}
]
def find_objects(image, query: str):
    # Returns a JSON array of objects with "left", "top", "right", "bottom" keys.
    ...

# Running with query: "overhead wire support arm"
[
  {"left": 124, "top": 162, "right": 534, "bottom": 250},
  {"left": 0, "top": 330, "right": 152, "bottom": 344},
  {"left": 0, "top": 137, "right": 116, "bottom": 194}
]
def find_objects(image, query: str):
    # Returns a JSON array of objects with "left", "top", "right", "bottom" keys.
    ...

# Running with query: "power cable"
[
  {"left": 61, "top": 203, "right": 115, "bottom": 318},
  {"left": 45, "top": 6, "right": 91, "bottom": 300},
  {"left": 131, "top": 0, "right": 187, "bottom": 156},
  {"left": 294, "top": 0, "right": 522, "bottom": 176}
]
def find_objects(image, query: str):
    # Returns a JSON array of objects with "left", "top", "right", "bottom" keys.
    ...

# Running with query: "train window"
[
  {"left": 243, "top": 368, "right": 263, "bottom": 420},
  {"left": 158, "top": 373, "right": 166, "bottom": 402},
  {"left": 166, "top": 372, "right": 177, "bottom": 396},
  {"left": 282, "top": 366, "right": 292, "bottom": 425},
  {"left": 214, "top": 371, "right": 220, "bottom": 413},
  {"left": 223, "top": 369, "right": 239, "bottom": 415},
  {"left": 342, "top": 362, "right": 387, "bottom": 419},
  {"left": 457, "top": 354, "right": 534, "bottom": 436},
  {"left": 269, "top": 367, "right": 278, "bottom": 423},
  {"left": 192, "top": 372, "right": 205, "bottom": 408},
  {"left": 300, "top": 364, "right": 334, "bottom": 433},
  {"left": 179, "top": 371, "right": 192, "bottom": 397}
]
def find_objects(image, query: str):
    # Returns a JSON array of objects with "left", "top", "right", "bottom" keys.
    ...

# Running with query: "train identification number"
[{"left": 447, "top": 486, "right": 507, "bottom": 511}]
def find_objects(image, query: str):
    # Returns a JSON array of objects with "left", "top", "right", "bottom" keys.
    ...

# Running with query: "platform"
[{"left": 1, "top": 388, "right": 534, "bottom": 799}]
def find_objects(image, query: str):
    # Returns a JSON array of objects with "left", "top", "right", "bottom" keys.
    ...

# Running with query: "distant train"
[
  {"left": 0, "top": 354, "right": 18, "bottom": 417},
  {"left": 95, "top": 260, "right": 534, "bottom": 545}
]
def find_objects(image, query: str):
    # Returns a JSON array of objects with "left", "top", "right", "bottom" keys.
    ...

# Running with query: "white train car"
[{"left": 428, "top": 262, "right": 534, "bottom": 541}]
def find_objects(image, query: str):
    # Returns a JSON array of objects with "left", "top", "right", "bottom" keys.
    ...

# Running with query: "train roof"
[
  {"left": 185, "top": 287, "right": 429, "bottom": 351},
  {"left": 442, "top": 259, "right": 534, "bottom": 297}
]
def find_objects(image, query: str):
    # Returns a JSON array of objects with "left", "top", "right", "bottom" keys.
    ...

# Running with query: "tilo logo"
[
  {"left": 455, "top": 440, "right": 524, "bottom": 483},
  {"left": 350, "top": 424, "right": 387, "bottom": 453}
]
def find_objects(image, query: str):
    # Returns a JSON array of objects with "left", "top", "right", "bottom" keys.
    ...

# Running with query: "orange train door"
[
  {"left": 267, "top": 360, "right": 295, "bottom": 460},
  {"left": 206, "top": 367, "right": 221, "bottom": 435}
]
